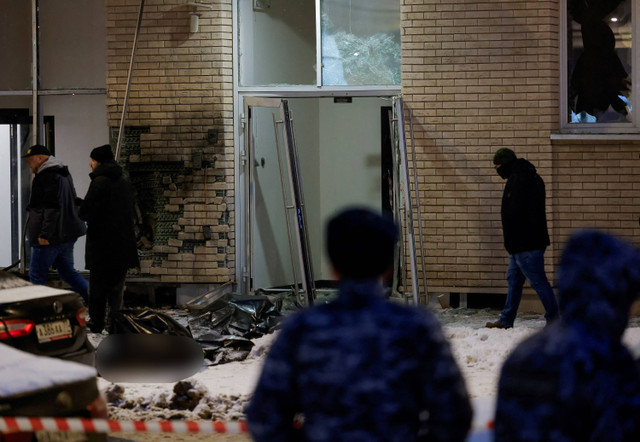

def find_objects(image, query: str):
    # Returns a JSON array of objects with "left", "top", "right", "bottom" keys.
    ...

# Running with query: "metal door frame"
[{"left": 240, "top": 97, "right": 316, "bottom": 306}]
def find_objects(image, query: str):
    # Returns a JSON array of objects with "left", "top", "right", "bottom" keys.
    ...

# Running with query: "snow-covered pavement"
[{"left": 91, "top": 306, "right": 640, "bottom": 429}]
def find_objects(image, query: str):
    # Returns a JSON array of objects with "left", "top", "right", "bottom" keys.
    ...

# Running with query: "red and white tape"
[{"left": 0, "top": 416, "right": 249, "bottom": 434}]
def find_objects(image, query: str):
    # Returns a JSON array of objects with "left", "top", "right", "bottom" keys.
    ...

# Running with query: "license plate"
[{"left": 35, "top": 320, "right": 72, "bottom": 343}]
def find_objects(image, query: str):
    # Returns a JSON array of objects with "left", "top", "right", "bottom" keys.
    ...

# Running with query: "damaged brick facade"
[
  {"left": 102, "top": 0, "right": 640, "bottom": 300},
  {"left": 105, "top": 0, "right": 234, "bottom": 284}
]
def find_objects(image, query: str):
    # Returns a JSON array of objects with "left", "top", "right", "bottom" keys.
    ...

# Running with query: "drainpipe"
[
  {"left": 31, "top": 0, "right": 39, "bottom": 145},
  {"left": 22, "top": 0, "right": 40, "bottom": 275},
  {"left": 115, "top": 0, "right": 145, "bottom": 162}
]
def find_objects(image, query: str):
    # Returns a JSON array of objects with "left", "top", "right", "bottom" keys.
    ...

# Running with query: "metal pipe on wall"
[
  {"left": 115, "top": 0, "right": 146, "bottom": 162},
  {"left": 23, "top": 0, "right": 40, "bottom": 275},
  {"left": 31, "top": 0, "right": 39, "bottom": 146}
]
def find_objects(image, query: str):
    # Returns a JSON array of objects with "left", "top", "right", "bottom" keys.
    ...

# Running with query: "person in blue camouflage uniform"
[
  {"left": 245, "top": 207, "right": 472, "bottom": 442},
  {"left": 495, "top": 230, "right": 640, "bottom": 441}
]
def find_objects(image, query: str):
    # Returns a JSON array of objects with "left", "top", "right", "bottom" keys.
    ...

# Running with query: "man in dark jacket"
[
  {"left": 78, "top": 144, "right": 138, "bottom": 333},
  {"left": 486, "top": 148, "right": 558, "bottom": 329},
  {"left": 22, "top": 144, "right": 89, "bottom": 302},
  {"left": 494, "top": 230, "right": 640, "bottom": 441},
  {"left": 246, "top": 207, "right": 472, "bottom": 442}
]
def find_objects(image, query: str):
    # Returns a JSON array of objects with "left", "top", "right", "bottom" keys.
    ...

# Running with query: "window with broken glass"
[
  {"left": 237, "top": 0, "right": 401, "bottom": 88},
  {"left": 563, "top": 0, "right": 637, "bottom": 130}
]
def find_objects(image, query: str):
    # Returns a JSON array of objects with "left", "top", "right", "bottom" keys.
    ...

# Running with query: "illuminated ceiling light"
[{"left": 610, "top": 17, "right": 618, "bottom": 22}]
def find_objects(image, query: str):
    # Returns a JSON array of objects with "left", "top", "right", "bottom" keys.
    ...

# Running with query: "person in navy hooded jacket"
[
  {"left": 246, "top": 207, "right": 471, "bottom": 442},
  {"left": 494, "top": 230, "right": 640, "bottom": 441}
]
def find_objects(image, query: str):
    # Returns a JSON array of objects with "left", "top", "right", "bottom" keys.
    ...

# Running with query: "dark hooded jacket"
[
  {"left": 78, "top": 160, "right": 138, "bottom": 271},
  {"left": 27, "top": 156, "right": 86, "bottom": 246},
  {"left": 245, "top": 279, "right": 472, "bottom": 442},
  {"left": 494, "top": 231, "right": 640, "bottom": 441},
  {"left": 500, "top": 158, "right": 550, "bottom": 254}
]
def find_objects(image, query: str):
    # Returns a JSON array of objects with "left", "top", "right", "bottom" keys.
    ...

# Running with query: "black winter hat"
[
  {"left": 90, "top": 144, "right": 115, "bottom": 163},
  {"left": 22, "top": 144, "right": 50, "bottom": 158},
  {"left": 493, "top": 148, "right": 517, "bottom": 166},
  {"left": 327, "top": 207, "right": 398, "bottom": 279}
]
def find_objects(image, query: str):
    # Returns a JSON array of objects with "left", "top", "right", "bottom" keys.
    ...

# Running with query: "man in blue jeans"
[
  {"left": 23, "top": 144, "right": 89, "bottom": 303},
  {"left": 486, "top": 148, "right": 558, "bottom": 329}
]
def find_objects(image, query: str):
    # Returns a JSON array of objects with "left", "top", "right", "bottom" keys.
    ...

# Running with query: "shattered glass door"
[
  {"left": 243, "top": 98, "right": 315, "bottom": 306},
  {"left": 247, "top": 103, "right": 294, "bottom": 290}
]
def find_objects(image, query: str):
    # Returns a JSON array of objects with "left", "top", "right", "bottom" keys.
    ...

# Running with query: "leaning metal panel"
[
  {"left": 242, "top": 97, "right": 316, "bottom": 306},
  {"left": 391, "top": 96, "right": 421, "bottom": 305}
]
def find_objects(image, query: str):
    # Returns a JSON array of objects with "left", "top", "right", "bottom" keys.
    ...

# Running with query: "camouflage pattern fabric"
[
  {"left": 246, "top": 279, "right": 472, "bottom": 441},
  {"left": 495, "top": 230, "right": 640, "bottom": 441}
]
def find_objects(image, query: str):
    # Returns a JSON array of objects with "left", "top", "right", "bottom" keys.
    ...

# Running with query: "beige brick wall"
[
  {"left": 401, "top": 0, "right": 561, "bottom": 294},
  {"left": 552, "top": 141, "right": 640, "bottom": 247},
  {"left": 105, "top": 0, "right": 234, "bottom": 284}
]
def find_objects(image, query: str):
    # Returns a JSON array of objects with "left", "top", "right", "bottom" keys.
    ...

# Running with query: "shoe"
[
  {"left": 485, "top": 321, "right": 512, "bottom": 329},
  {"left": 86, "top": 321, "right": 103, "bottom": 334}
]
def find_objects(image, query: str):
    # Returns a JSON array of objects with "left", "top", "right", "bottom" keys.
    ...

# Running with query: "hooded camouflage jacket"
[
  {"left": 246, "top": 279, "right": 472, "bottom": 442},
  {"left": 495, "top": 231, "right": 640, "bottom": 441}
]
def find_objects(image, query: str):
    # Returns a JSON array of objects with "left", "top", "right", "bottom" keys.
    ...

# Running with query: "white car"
[{"left": 0, "top": 342, "right": 107, "bottom": 441}]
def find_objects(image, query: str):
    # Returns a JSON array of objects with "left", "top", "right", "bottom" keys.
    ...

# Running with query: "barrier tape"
[
  {"left": 1, "top": 416, "right": 495, "bottom": 436},
  {"left": 0, "top": 417, "right": 249, "bottom": 434}
]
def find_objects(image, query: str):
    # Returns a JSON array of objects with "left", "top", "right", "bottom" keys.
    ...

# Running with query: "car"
[
  {"left": 0, "top": 342, "right": 107, "bottom": 442},
  {"left": 0, "top": 271, "right": 95, "bottom": 367}
]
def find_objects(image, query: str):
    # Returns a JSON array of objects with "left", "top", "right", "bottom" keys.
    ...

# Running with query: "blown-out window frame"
[{"left": 560, "top": 0, "right": 640, "bottom": 134}]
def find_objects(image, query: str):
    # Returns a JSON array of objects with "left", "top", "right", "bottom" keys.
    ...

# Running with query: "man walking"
[
  {"left": 78, "top": 144, "right": 138, "bottom": 334},
  {"left": 246, "top": 207, "right": 472, "bottom": 441},
  {"left": 22, "top": 144, "right": 89, "bottom": 302},
  {"left": 486, "top": 148, "right": 558, "bottom": 329}
]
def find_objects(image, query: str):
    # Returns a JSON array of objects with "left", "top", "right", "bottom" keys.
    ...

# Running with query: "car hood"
[
  {"left": 0, "top": 342, "right": 97, "bottom": 399},
  {"left": 0, "top": 285, "right": 76, "bottom": 304}
]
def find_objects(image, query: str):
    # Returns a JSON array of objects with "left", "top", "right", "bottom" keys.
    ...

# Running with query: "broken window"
[
  {"left": 567, "top": 0, "right": 632, "bottom": 124},
  {"left": 237, "top": 0, "right": 401, "bottom": 88},
  {"left": 321, "top": 0, "right": 401, "bottom": 86}
]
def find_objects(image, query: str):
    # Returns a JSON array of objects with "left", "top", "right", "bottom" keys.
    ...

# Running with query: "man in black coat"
[
  {"left": 78, "top": 144, "right": 139, "bottom": 333},
  {"left": 486, "top": 148, "right": 558, "bottom": 329}
]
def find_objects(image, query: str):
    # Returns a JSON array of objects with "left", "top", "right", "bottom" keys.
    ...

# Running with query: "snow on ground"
[{"left": 92, "top": 307, "right": 640, "bottom": 425}]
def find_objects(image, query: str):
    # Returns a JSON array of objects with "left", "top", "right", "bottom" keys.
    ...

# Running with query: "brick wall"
[
  {"left": 105, "top": 0, "right": 234, "bottom": 284},
  {"left": 401, "top": 0, "right": 561, "bottom": 294},
  {"left": 401, "top": 0, "right": 640, "bottom": 305},
  {"left": 552, "top": 141, "right": 640, "bottom": 246}
]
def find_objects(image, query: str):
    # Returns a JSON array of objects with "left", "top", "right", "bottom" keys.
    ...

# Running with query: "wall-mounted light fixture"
[{"left": 186, "top": 1, "right": 213, "bottom": 33}]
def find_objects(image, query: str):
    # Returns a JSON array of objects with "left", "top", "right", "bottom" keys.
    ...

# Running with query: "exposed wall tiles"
[{"left": 106, "top": 0, "right": 234, "bottom": 284}]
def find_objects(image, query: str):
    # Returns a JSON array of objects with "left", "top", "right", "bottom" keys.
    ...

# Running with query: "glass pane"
[
  {"left": 568, "top": 0, "right": 632, "bottom": 123},
  {"left": 238, "top": 0, "right": 316, "bottom": 87},
  {"left": 321, "top": 0, "right": 401, "bottom": 86}
]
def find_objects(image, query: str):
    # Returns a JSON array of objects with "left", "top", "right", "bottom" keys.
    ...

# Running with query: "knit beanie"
[
  {"left": 90, "top": 144, "right": 115, "bottom": 163},
  {"left": 327, "top": 207, "right": 398, "bottom": 279},
  {"left": 493, "top": 148, "right": 517, "bottom": 166}
]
